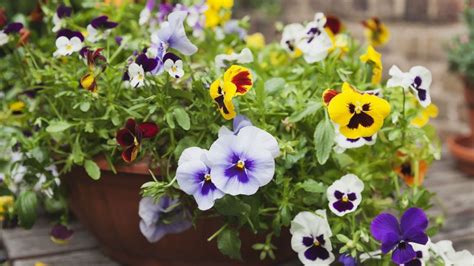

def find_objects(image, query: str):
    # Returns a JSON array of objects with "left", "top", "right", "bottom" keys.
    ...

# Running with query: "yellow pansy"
[
  {"left": 205, "top": 0, "right": 233, "bottom": 28},
  {"left": 210, "top": 65, "right": 253, "bottom": 120},
  {"left": 9, "top": 101, "right": 25, "bottom": 113},
  {"left": 246, "top": 33, "right": 266, "bottom": 49},
  {"left": 362, "top": 17, "right": 390, "bottom": 47},
  {"left": 360, "top": 45, "right": 382, "bottom": 84},
  {"left": 207, "top": 0, "right": 234, "bottom": 9},
  {"left": 80, "top": 73, "right": 97, "bottom": 93},
  {"left": 35, "top": 262, "right": 48, "bottom": 266},
  {"left": 328, "top": 82, "right": 391, "bottom": 139},
  {"left": 0, "top": 196, "right": 14, "bottom": 221},
  {"left": 411, "top": 103, "right": 438, "bottom": 127}
]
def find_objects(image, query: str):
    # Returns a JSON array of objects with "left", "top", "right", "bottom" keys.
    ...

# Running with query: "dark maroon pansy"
[
  {"left": 90, "top": 16, "right": 118, "bottom": 29},
  {"left": 85, "top": 48, "right": 107, "bottom": 68},
  {"left": 3, "top": 22, "right": 23, "bottom": 34},
  {"left": 325, "top": 15, "right": 342, "bottom": 35},
  {"left": 56, "top": 5, "right": 72, "bottom": 18},
  {"left": 57, "top": 29, "right": 84, "bottom": 42},
  {"left": 50, "top": 224, "right": 74, "bottom": 244},
  {"left": 116, "top": 118, "right": 159, "bottom": 163},
  {"left": 135, "top": 53, "right": 158, "bottom": 72}
]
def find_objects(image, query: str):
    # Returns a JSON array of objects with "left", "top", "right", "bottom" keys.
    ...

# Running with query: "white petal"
[
  {"left": 237, "top": 126, "right": 280, "bottom": 158},
  {"left": 387, "top": 65, "right": 410, "bottom": 88},
  {"left": 218, "top": 126, "right": 233, "bottom": 138},
  {"left": 139, "top": 8, "right": 151, "bottom": 25},
  {"left": 163, "top": 59, "right": 174, "bottom": 71},
  {"left": 210, "top": 165, "right": 261, "bottom": 196},
  {"left": 281, "top": 23, "right": 305, "bottom": 52},
  {"left": 55, "top": 36, "right": 69, "bottom": 49},
  {"left": 237, "top": 48, "right": 253, "bottom": 64},
  {"left": 178, "top": 147, "right": 207, "bottom": 165},
  {"left": 193, "top": 188, "right": 224, "bottom": 211},
  {"left": 70, "top": 37, "right": 83, "bottom": 52},
  {"left": 0, "top": 31, "right": 8, "bottom": 46},
  {"left": 176, "top": 160, "right": 208, "bottom": 195},
  {"left": 128, "top": 63, "right": 144, "bottom": 77}
]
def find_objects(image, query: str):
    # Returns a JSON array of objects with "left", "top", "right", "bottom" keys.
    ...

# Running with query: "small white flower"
[
  {"left": 0, "top": 30, "right": 9, "bottom": 46},
  {"left": 430, "top": 240, "right": 474, "bottom": 265},
  {"left": 52, "top": 13, "right": 63, "bottom": 33},
  {"left": 214, "top": 48, "right": 254, "bottom": 69},
  {"left": 290, "top": 210, "right": 335, "bottom": 265},
  {"left": 128, "top": 63, "right": 145, "bottom": 88},
  {"left": 163, "top": 53, "right": 184, "bottom": 78},
  {"left": 139, "top": 8, "right": 151, "bottom": 25},
  {"left": 281, "top": 23, "right": 305, "bottom": 54},
  {"left": 326, "top": 174, "right": 364, "bottom": 216},
  {"left": 387, "top": 65, "right": 432, "bottom": 107},
  {"left": 297, "top": 14, "right": 332, "bottom": 63},
  {"left": 86, "top": 24, "right": 99, "bottom": 43},
  {"left": 53, "top": 36, "right": 83, "bottom": 57}
]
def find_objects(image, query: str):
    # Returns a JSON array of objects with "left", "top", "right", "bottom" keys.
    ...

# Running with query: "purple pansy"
[
  {"left": 0, "top": 22, "right": 23, "bottom": 46},
  {"left": 401, "top": 243, "right": 430, "bottom": 266},
  {"left": 151, "top": 11, "right": 198, "bottom": 56},
  {"left": 139, "top": 196, "right": 192, "bottom": 243},
  {"left": 157, "top": 3, "right": 174, "bottom": 22},
  {"left": 176, "top": 147, "right": 225, "bottom": 210},
  {"left": 163, "top": 52, "right": 184, "bottom": 78},
  {"left": 326, "top": 174, "right": 364, "bottom": 216},
  {"left": 174, "top": 3, "right": 207, "bottom": 37},
  {"left": 207, "top": 124, "right": 279, "bottom": 196},
  {"left": 124, "top": 53, "right": 158, "bottom": 88},
  {"left": 370, "top": 207, "right": 429, "bottom": 265},
  {"left": 53, "top": 29, "right": 84, "bottom": 57},
  {"left": 339, "top": 254, "right": 357, "bottom": 266},
  {"left": 52, "top": 5, "right": 72, "bottom": 32},
  {"left": 50, "top": 224, "right": 74, "bottom": 244},
  {"left": 223, "top": 20, "right": 247, "bottom": 39},
  {"left": 87, "top": 16, "right": 118, "bottom": 43}
]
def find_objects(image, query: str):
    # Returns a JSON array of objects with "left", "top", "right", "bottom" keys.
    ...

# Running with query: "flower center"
[
  {"left": 204, "top": 174, "right": 212, "bottom": 182},
  {"left": 236, "top": 160, "right": 245, "bottom": 170},
  {"left": 66, "top": 44, "right": 73, "bottom": 51},
  {"left": 171, "top": 65, "right": 177, "bottom": 72},
  {"left": 137, "top": 73, "right": 144, "bottom": 81},
  {"left": 313, "top": 239, "right": 320, "bottom": 247},
  {"left": 342, "top": 195, "right": 349, "bottom": 202},
  {"left": 133, "top": 137, "right": 139, "bottom": 146}
]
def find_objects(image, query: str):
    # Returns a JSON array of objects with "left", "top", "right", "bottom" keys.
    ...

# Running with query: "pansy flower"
[
  {"left": 327, "top": 82, "right": 391, "bottom": 139},
  {"left": 139, "top": 0, "right": 155, "bottom": 25},
  {"left": 0, "top": 196, "right": 14, "bottom": 221},
  {"left": 362, "top": 17, "right": 390, "bottom": 47},
  {"left": 430, "top": 240, "right": 474, "bottom": 265},
  {"left": 115, "top": 118, "right": 159, "bottom": 163},
  {"left": 9, "top": 101, "right": 25, "bottom": 115},
  {"left": 370, "top": 207, "right": 429, "bottom": 265},
  {"left": 146, "top": 42, "right": 166, "bottom": 75},
  {"left": 325, "top": 15, "right": 343, "bottom": 36},
  {"left": 80, "top": 48, "right": 107, "bottom": 93},
  {"left": 52, "top": 5, "right": 72, "bottom": 32},
  {"left": 400, "top": 243, "right": 430, "bottom": 266},
  {"left": 411, "top": 103, "right": 438, "bottom": 127},
  {"left": 50, "top": 224, "right": 74, "bottom": 244},
  {"left": 297, "top": 13, "right": 333, "bottom": 63},
  {"left": 0, "top": 22, "right": 24, "bottom": 46},
  {"left": 394, "top": 160, "right": 428, "bottom": 187},
  {"left": 360, "top": 45, "right": 383, "bottom": 84},
  {"left": 387, "top": 65, "right": 432, "bottom": 108},
  {"left": 214, "top": 48, "right": 253, "bottom": 68},
  {"left": 206, "top": 124, "right": 278, "bottom": 196},
  {"left": 280, "top": 23, "right": 305, "bottom": 58},
  {"left": 163, "top": 52, "right": 184, "bottom": 78},
  {"left": 210, "top": 65, "right": 253, "bottom": 120},
  {"left": 125, "top": 53, "right": 158, "bottom": 88},
  {"left": 290, "top": 210, "right": 335, "bottom": 265},
  {"left": 175, "top": 3, "right": 207, "bottom": 37},
  {"left": 245, "top": 32, "right": 265, "bottom": 49},
  {"left": 151, "top": 11, "right": 198, "bottom": 56},
  {"left": 139, "top": 196, "right": 192, "bottom": 243},
  {"left": 221, "top": 20, "right": 247, "bottom": 40},
  {"left": 86, "top": 16, "right": 118, "bottom": 43},
  {"left": 204, "top": 0, "right": 233, "bottom": 28},
  {"left": 338, "top": 254, "right": 357, "bottom": 266},
  {"left": 53, "top": 29, "right": 84, "bottom": 57},
  {"left": 326, "top": 174, "right": 364, "bottom": 216},
  {"left": 176, "top": 147, "right": 225, "bottom": 210}
]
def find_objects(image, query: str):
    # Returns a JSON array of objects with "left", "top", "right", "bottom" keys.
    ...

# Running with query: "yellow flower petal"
[
  {"left": 411, "top": 103, "right": 438, "bottom": 127},
  {"left": 223, "top": 65, "right": 253, "bottom": 96},
  {"left": 210, "top": 79, "right": 236, "bottom": 120},
  {"left": 9, "top": 101, "right": 25, "bottom": 112},
  {"left": 360, "top": 45, "right": 383, "bottom": 84},
  {"left": 246, "top": 33, "right": 266, "bottom": 49},
  {"left": 0, "top": 196, "right": 14, "bottom": 221},
  {"left": 362, "top": 18, "right": 390, "bottom": 47}
]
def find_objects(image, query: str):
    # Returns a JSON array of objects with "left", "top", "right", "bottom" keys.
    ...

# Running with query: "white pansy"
[
  {"left": 430, "top": 240, "right": 474, "bottom": 266},
  {"left": 53, "top": 36, "right": 83, "bottom": 57},
  {"left": 281, "top": 23, "right": 305, "bottom": 54},
  {"left": 0, "top": 30, "right": 9, "bottom": 46},
  {"left": 128, "top": 63, "right": 145, "bottom": 88},
  {"left": 215, "top": 48, "right": 254, "bottom": 68},
  {"left": 387, "top": 65, "right": 432, "bottom": 107},
  {"left": 326, "top": 174, "right": 364, "bottom": 216}
]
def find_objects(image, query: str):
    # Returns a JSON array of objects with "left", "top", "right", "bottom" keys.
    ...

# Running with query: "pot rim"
[{"left": 94, "top": 154, "right": 155, "bottom": 175}]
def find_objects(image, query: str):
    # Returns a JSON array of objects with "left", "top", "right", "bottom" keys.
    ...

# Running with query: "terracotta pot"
[
  {"left": 447, "top": 135, "right": 474, "bottom": 176},
  {"left": 63, "top": 156, "right": 295, "bottom": 265},
  {"left": 464, "top": 79, "right": 474, "bottom": 144}
]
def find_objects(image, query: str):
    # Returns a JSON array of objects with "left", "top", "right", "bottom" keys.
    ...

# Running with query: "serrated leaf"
[
  {"left": 84, "top": 159, "right": 101, "bottom": 180},
  {"left": 173, "top": 108, "right": 190, "bottom": 130},
  {"left": 46, "top": 121, "right": 72, "bottom": 133},
  {"left": 217, "top": 227, "right": 242, "bottom": 260},
  {"left": 16, "top": 191, "right": 38, "bottom": 229},
  {"left": 314, "top": 116, "right": 334, "bottom": 165}
]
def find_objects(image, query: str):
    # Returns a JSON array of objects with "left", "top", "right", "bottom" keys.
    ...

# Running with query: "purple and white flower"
[
  {"left": 124, "top": 53, "right": 158, "bottom": 88},
  {"left": 163, "top": 52, "right": 184, "bottom": 78},
  {"left": 387, "top": 65, "right": 432, "bottom": 107},
  {"left": 52, "top": 5, "right": 72, "bottom": 32},
  {"left": 400, "top": 242, "right": 430, "bottom": 266},
  {"left": 139, "top": 0, "right": 155, "bottom": 25},
  {"left": 297, "top": 12, "right": 333, "bottom": 63},
  {"left": 139, "top": 196, "right": 192, "bottom": 243},
  {"left": 290, "top": 210, "right": 335, "bottom": 265},
  {"left": 207, "top": 124, "right": 279, "bottom": 196},
  {"left": 176, "top": 147, "right": 225, "bottom": 210},
  {"left": 53, "top": 29, "right": 84, "bottom": 57},
  {"left": 215, "top": 48, "right": 253, "bottom": 69},
  {"left": 151, "top": 11, "right": 198, "bottom": 56},
  {"left": 280, "top": 23, "right": 305, "bottom": 54},
  {"left": 146, "top": 42, "right": 166, "bottom": 75},
  {"left": 334, "top": 125, "right": 376, "bottom": 154},
  {"left": 430, "top": 240, "right": 474, "bottom": 265},
  {"left": 326, "top": 174, "right": 364, "bottom": 216},
  {"left": 222, "top": 20, "right": 247, "bottom": 40},
  {"left": 175, "top": 3, "right": 207, "bottom": 37},
  {"left": 86, "top": 16, "right": 118, "bottom": 43},
  {"left": 0, "top": 22, "right": 24, "bottom": 46}
]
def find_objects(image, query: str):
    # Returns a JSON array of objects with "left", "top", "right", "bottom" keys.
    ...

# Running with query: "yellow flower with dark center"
[
  {"left": 328, "top": 82, "right": 391, "bottom": 139},
  {"left": 360, "top": 45, "right": 382, "bottom": 84},
  {"left": 210, "top": 65, "right": 253, "bottom": 120},
  {"left": 411, "top": 103, "right": 438, "bottom": 127},
  {"left": 362, "top": 17, "right": 390, "bottom": 47},
  {"left": 205, "top": 0, "right": 233, "bottom": 28},
  {"left": 9, "top": 101, "right": 25, "bottom": 115},
  {"left": 0, "top": 196, "right": 14, "bottom": 221},
  {"left": 246, "top": 33, "right": 265, "bottom": 49},
  {"left": 80, "top": 73, "right": 97, "bottom": 93}
]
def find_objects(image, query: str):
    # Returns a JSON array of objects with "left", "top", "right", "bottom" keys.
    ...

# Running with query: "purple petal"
[
  {"left": 57, "top": 5, "right": 72, "bottom": 18},
  {"left": 380, "top": 232, "right": 400, "bottom": 253},
  {"left": 163, "top": 52, "right": 181, "bottom": 63},
  {"left": 169, "top": 34, "right": 198, "bottom": 56},
  {"left": 392, "top": 242, "right": 417, "bottom": 265},
  {"left": 91, "top": 16, "right": 118, "bottom": 29},
  {"left": 400, "top": 208, "right": 428, "bottom": 236},
  {"left": 304, "top": 245, "right": 330, "bottom": 261},
  {"left": 145, "top": 0, "right": 155, "bottom": 11},
  {"left": 302, "top": 236, "right": 313, "bottom": 247},
  {"left": 338, "top": 254, "right": 357, "bottom": 266},
  {"left": 136, "top": 54, "right": 158, "bottom": 72},
  {"left": 115, "top": 36, "right": 123, "bottom": 45},
  {"left": 57, "top": 29, "right": 84, "bottom": 42},
  {"left": 232, "top": 115, "right": 252, "bottom": 134},
  {"left": 332, "top": 200, "right": 354, "bottom": 213},
  {"left": 404, "top": 230, "right": 428, "bottom": 245},
  {"left": 371, "top": 213, "right": 400, "bottom": 241},
  {"left": 4, "top": 22, "right": 23, "bottom": 34}
]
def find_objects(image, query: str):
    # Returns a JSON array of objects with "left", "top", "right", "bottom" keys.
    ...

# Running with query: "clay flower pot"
[{"left": 63, "top": 156, "right": 294, "bottom": 265}]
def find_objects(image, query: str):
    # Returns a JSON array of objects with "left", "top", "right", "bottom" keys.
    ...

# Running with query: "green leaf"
[
  {"left": 80, "top": 102, "right": 91, "bottom": 112},
  {"left": 15, "top": 191, "right": 38, "bottom": 229},
  {"left": 84, "top": 160, "right": 101, "bottom": 180},
  {"left": 165, "top": 112, "right": 175, "bottom": 129},
  {"left": 217, "top": 227, "right": 242, "bottom": 260},
  {"left": 72, "top": 140, "right": 84, "bottom": 164},
  {"left": 173, "top": 108, "right": 191, "bottom": 130},
  {"left": 46, "top": 121, "right": 72, "bottom": 133},
  {"left": 299, "top": 179, "right": 326, "bottom": 193},
  {"left": 289, "top": 101, "right": 322, "bottom": 123},
  {"left": 264, "top": 77, "right": 285, "bottom": 95},
  {"left": 214, "top": 196, "right": 251, "bottom": 217},
  {"left": 313, "top": 116, "right": 334, "bottom": 165}
]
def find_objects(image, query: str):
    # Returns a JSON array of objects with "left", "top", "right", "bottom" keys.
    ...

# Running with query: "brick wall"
[{"left": 241, "top": 0, "right": 470, "bottom": 136}]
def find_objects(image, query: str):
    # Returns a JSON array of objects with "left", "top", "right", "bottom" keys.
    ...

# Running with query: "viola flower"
[
  {"left": 0, "top": 196, "right": 14, "bottom": 221},
  {"left": 214, "top": 48, "right": 253, "bottom": 68},
  {"left": 430, "top": 240, "right": 474, "bottom": 265},
  {"left": 327, "top": 82, "right": 391, "bottom": 139},
  {"left": 163, "top": 52, "right": 184, "bottom": 78},
  {"left": 362, "top": 17, "right": 390, "bottom": 47},
  {"left": 206, "top": 125, "right": 278, "bottom": 196},
  {"left": 86, "top": 16, "right": 118, "bottom": 43},
  {"left": 360, "top": 45, "right": 383, "bottom": 84},
  {"left": 325, "top": 15, "right": 343, "bottom": 36},
  {"left": 394, "top": 160, "right": 428, "bottom": 187},
  {"left": 222, "top": 20, "right": 247, "bottom": 40},
  {"left": 290, "top": 210, "right": 335, "bottom": 265},
  {"left": 52, "top": 5, "right": 72, "bottom": 32},
  {"left": 297, "top": 12, "right": 333, "bottom": 63},
  {"left": 53, "top": 29, "right": 84, "bottom": 57},
  {"left": 387, "top": 65, "right": 432, "bottom": 108},
  {"left": 245, "top": 32, "right": 265, "bottom": 49},
  {"left": 50, "top": 224, "right": 74, "bottom": 244},
  {"left": 80, "top": 48, "right": 107, "bottom": 93},
  {"left": 0, "top": 22, "right": 23, "bottom": 46},
  {"left": 176, "top": 147, "right": 225, "bottom": 210},
  {"left": 401, "top": 243, "right": 430, "bottom": 266},
  {"left": 370, "top": 207, "right": 429, "bottom": 265},
  {"left": 115, "top": 118, "right": 159, "bottom": 163},
  {"left": 411, "top": 103, "right": 438, "bottom": 127},
  {"left": 174, "top": 3, "right": 207, "bottom": 37},
  {"left": 151, "top": 11, "right": 198, "bottom": 56},
  {"left": 139, "top": 0, "right": 155, "bottom": 25},
  {"left": 125, "top": 53, "right": 158, "bottom": 88},
  {"left": 326, "top": 174, "right": 364, "bottom": 216},
  {"left": 338, "top": 254, "right": 357, "bottom": 266},
  {"left": 146, "top": 42, "right": 166, "bottom": 75},
  {"left": 80, "top": 73, "right": 97, "bottom": 92},
  {"left": 9, "top": 101, "right": 25, "bottom": 115},
  {"left": 204, "top": 0, "right": 233, "bottom": 28},
  {"left": 139, "top": 196, "right": 192, "bottom": 243},
  {"left": 280, "top": 23, "right": 305, "bottom": 58}
]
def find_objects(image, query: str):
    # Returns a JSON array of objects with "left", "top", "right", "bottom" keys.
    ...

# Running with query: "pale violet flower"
[
  {"left": 326, "top": 174, "right": 364, "bottom": 216},
  {"left": 86, "top": 16, "right": 118, "bottom": 43},
  {"left": 163, "top": 52, "right": 184, "bottom": 78},
  {"left": 147, "top": 42, "right": 166, "bottom": 75},
  {"left": 281, "top": 23, "right": 305, "bottom": 54},
  {"left": 297, "top": 12, "right": 333, "bottom": 63},
  {"left": 151, "top": 11, "right": 198, "bottom": 56},
  {"left": 430, "top": 240, "right": 474, "bottom": 265},
  {"left": 53, "top": 29, "right": 84, "bottom": 57},
  {"left": 52, "top": 5, "right": 72, "bottom": 32},
  {"left": 206, "top": 124, "right": 279, "bottom": 196},
  {"left": 387, "top": 65, "right": 432, "bottom": 107},
  {"left": 139, "top": 0, "right": 155, "bottom": 25},
  {"left": 223, "top": 20, "right": 247, "bottom": 39},
  {"left": 139, "top": 196, "right": 192, "bottom": 243},
  {"left": 176, "top": 147, "right": 225, "bottom": 210},
  {"left": 215, "top": 48, "right": 253, "bottom": 69},
  {"left": 174, "top": 3, "right": 207, "bottom": 37},
  {"left": 128, "top": 63, "right": 145, "bottom": 88},
  {"left": 290, "top": 210, "right": 335, "bottom": 265}
]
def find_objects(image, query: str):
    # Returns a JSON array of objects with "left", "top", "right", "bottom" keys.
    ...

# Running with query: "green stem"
[{"left": 207, "top": 223, "right": 228, "bottom": 242}]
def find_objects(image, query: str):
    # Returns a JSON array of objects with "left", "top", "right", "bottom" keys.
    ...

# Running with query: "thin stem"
[{"left": 207, "top": 223, "right": 228, "bottom": 242}]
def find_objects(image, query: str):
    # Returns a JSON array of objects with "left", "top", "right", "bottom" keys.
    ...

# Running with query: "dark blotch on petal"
[
  {"left": 57, "top": 5, "right": 72, "bottom": 18},
  {"left": 304, "top": 245, "right": 330, "bottom": 261},
  {"left": 333, "top": 200, "right": 354, "bottom": 213},
  {"left": 347, "top": 111, "right": 374, "bottom": 129},
  {"left": 116, "top": 128, "right": 134, "bottom": 147},
  {"left": 302, "top": 236, "right": 313, "bottom": 247}
]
